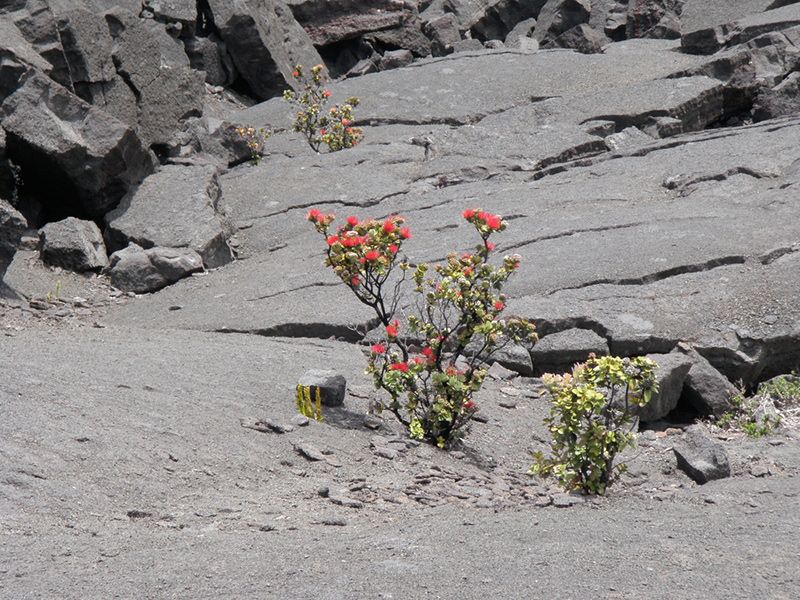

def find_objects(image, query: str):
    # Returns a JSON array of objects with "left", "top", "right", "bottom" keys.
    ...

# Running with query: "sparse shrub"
[
  {"left": 234, "top": 126, "right": 271, "bottom": 165},
  {"left": 306, "top": 208, "right": 537, "bottom": 447},
  {"left": 530, "top": 355, "right": 659, "bottom": 495},
  {"left": 717, "top": 390, "right": 781, "bottom": 438},
  {"left": 283, "top": 64, "right": 363, "bottom": 153}
]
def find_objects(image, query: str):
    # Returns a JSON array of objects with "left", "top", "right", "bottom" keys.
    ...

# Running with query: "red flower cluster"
[
  {"left": 386, "top": 321, "right": 399, "bottom": 337},
  {"left": 463, "top": 208, "right": 504, "bottom": 231},
  {"left": 389, "top": 362, "right": 409, "bottom": 372},
  {"left": 371, "top": 343, "right": 386, "bottom": 354}
]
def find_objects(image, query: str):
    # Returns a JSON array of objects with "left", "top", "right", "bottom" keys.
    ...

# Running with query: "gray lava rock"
[
  {"left": 535, "top": 0, "right": 592, "bottom": 43},
  {"left": 379, "top": 49, "right": 414, "bottom": 71},
  {"left": 504, "top": 17, "right": 537, "bottom": 48},
  {"left": 548, "top": 23, "right": 608, "bottom": 53},
  {"left": 105, "top": 164, "right": 233, "bottom": 268},
  {"left": 0, "top": 72, "right": 154, "bottom": 218},
  {"left": 104, "top": 9, "right": 206, "bottom": 146},
  {"left": 676, "top": 345, "right": 738, "bottom": 418},
  {"left": 531, "top": 328, "right": 609, "bottom": 374},
  {"left": 424, "top": 14, "right": 462, "bottom": 56},
  {"left": 753, "top": 72, "right": 800, "bottom": 121},
  {"left": 106, "top": 243, "right": 203, "bottom": 293},
  {"left": 39, "top": 217, "right": 108, "bottom": 272},
  {"left": 626, "top": 0, "right": 683, "bottom": 40},
  {"left": 297, "top": 370, "right": 346, "bottom": 407},
  {"left": 634, "top": 353, "right": 693, "bottom": 422},
  {"left": 205, "top": 0, "right": 324, "bottom": 101},
  {"left": 605, "top": 126, "right": 656, "bottom": 152},
  {"left": 0, "top": 198, "right": 26, "bottom": 261},
  {"left": 470, "top": 0, "right": 545, "bottom": 42},
  {"left": 673, "top": 425, "right": 731, "bottom": 484},
  {"left": 0, "top": 19, "right": 54, "bottom": 103},
  {"left": 450, "top": 38, "right": 485, "bottom": 53}
]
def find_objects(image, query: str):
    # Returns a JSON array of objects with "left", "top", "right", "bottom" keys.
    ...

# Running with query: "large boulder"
[
  {"left": 105, "top": 164, "right": 234, "bottom": 268},
  {"left": 106, "top": 243, "right": 204, "bottom": 293},
  {"left": 104, "top": 9, "right": 206, "bottom": 146},
  {"left": 0, "top": 72, "right": 154, "bottom": 219},
  {"left": 205, "top": 0, "right": 325, "bottom": 101},
  {"left": 38, "top": 217, "right": 108, "bottom": 272},
  {"left": 676, "top": 344, "right": 738, "bottom": 418},
  {"left": 633, "top": 352, "right": 693, "bottom": 422}
]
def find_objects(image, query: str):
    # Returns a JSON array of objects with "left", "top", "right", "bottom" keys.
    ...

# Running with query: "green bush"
[
  {"left": 717, "top": 391, "right": 781, "bottom": 438},
  {"left": 307, "top": 208, "right": 537, "bottom": 447},
  {"left": 530, "top": 355, "right": 658, "bottom": 495},
  {"left": 283, "top": 64, "right": 363, "bottom": 153}
]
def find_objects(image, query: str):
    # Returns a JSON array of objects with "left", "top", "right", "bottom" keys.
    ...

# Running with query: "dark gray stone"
[
  {"left": 0, "top": 19, "right": 54, "bottom": 103},
  {"left": 379, "top": 49, "right": 414, "bottom": 71},
  {"left": 38, "top": 217, "right": 108, "bottom": 272},
  {"left": 297, "top": 369, "right": 347, "bottom": 407},
  {"left": 531, "top": 328, "right": 609, "bottom": 374},
  {"left": 105, "top": 10, "right": 206, "bottom": 146},
  {"left": 673, "top": 425, "right": 731, "bottom": 484},
  {"left": 105, "top": 165, "right": 233, "bottom": 269},
  {"left": 0, "top": 198, "right": 26, "bottom": 261},
  {"left": 469, "top": 0, "right": 546, "bottom": 42},
  {"left": 676, "top": 344, "right": 738, "bottom": 418},
  {"left": 184, "top": 34, "right": 236, "bottom": 87},
  {"left": 753, "top": 72, "right": 800, "bottom": 121},
  {"left": 682, "top": 3, "right": 800, "bottom": 54},
  {"left": 423, "top": 14, "right": 462, "bottom": 56},
  {"left": 205, "top": 0, "right": 324, "bottom": 101},
  {"left": 450, "top": 38, "right": 485, "bottom": 53},
  {"left": 626, "top": 0, "right": 683, "bottom": 40},
  {"left": 0, "top": 72, "right": 154, "bottom": 218},
  {"left": 534, "top": 0, "right": 592, "bottom": 43},
  {"left": 634, "top": 353, "right": 693, "bottom": 422},
  {"left": 106, "top": 243, "right": 204, "bottom": 293},
  {"left": 548, "top": 23, "right": 608, "bottom": 53},
  {"left": 504, "top": 17, "right": 537, "bottom": 48}
]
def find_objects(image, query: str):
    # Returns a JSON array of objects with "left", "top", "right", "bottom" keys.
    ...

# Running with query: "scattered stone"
[
  {"left": 373, "top": 446, "right": 398, "bottom": 460},
  {"left": 297, "top": 370, "right": 347, "bottom": 407},
  {"left": 673, "top": 425, "right": 731, "bottom": 484},
  {"left": 258, "top": 523, "right": 277, "bottom": 532},
  {"left": 38, "top": 217, "right": 108, "bottom": 272},
  {"left": 257, "top": 418, "right": 294, "bottom": 434},
  {"left": 487, "top": 362, "right": 517, "bottom": 381},
  {"left": 126, "top": 509, "right": 152, "bottom": 519},
  {"left": 106, "top": 244, "right": 203, "bottom": 294},
  {"left": 498, "top": 399, "right": 518, "bottom": 409},
  {"left": 379, "top": 49, "right": 414, "bottom": 71},
  {"left": 320, "top": 516, "right": 348, "bottom": 526},
  {"left": 317, "top": 486, "right": 330, "bottom": 498},
  {"left": 328, "top": 493, "right": 363, "bottom": 509},
  {"left": 290, "top": 414, "right": 310, "bottom": 427},
  {"left": 294, "top": 442, "right": 326, "bottom": 462},
  {"left": 363, "top": 414, "right": 383, "bottom": 430},
  {"left": 750, "top": 464, "right": 771, "bottom": 478}
]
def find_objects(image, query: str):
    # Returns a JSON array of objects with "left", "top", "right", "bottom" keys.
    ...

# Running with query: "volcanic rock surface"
[{"left": 2, "top": 2, "right": 800, "bottom": 599}]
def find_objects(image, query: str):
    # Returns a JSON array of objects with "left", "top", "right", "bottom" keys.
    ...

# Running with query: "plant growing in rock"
[
  {"left": 717, "top": 389, "right": 782, "bottom": 438},
  {"left": 234, "top": 125, "right": 271, "bottom": 165},
  {"left": 530, "top": 355, "right": 659, "bottom": 495},
  {"left": 283, "top": 64, "right": 363, "bottom": 153},
  {"left": 307, "top": 208, "right": 537, "bottom": 447}
]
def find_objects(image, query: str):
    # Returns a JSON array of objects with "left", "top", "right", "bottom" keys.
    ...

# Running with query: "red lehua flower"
[
  {"left": 386, "top": 321, "right": 399, "bottom": 337},
  {"left": 461, "top": 253, "right": 472, "bottom": 261},
  {"left": 307, "top": 208, "right": 322, "bottom": 222},
  {"left": 421, "top": 347, "right": 434, "bottom": 358},
  {"left": 322, "top": 89, "right": 332, "bottom": 98},
  {"left": 494, "top": 300, "right": 505, "bottom": 311},
  {"left": 346, "top": 215, "right": 359, "bottom": 227},
  {"left": 463, "top": 267, "right": 472, "bottom": 276},
  {"left": 446, "top": 366, "right": 459, "bottom": 376},
  {"left": 486, "top": 242, "right": 495, "bottom": 251},
  {"left": 341, "top": 118, "right": 351, "bottom": 126},
  {"left": 292, "top": 70, "right": 300, "bottom": 78},
  {"left": 371, "top": 343, "right": 386, "bottom": 354},
  {"left": 462, "top": 208, "right": 475, "bottom": 220},
  {"left": 463, "top": 401, "right": 475, "bottom": 411},
  {"left": 382, "top": 220, "right": 395, "bottom": 234},
  {"left": 411, "top": 357, "right": 424, "bottom": 366},
  {"left": 478, "top": 211, "right": 489, "bottom": 222},
  {"left": 342, "top": 235, "right": 361, "bottom": 248},
  {"left": 345, "top": 127, "right": 353, "bottom": 134},
  {"left": 486, "top": 214, "right": 502, "bottom": 230},
  {"left": 388, "top": 244, "right": 398, "bottom": 254},
  {"left": 326, "top": 235, "right": 339, "bottom": 246},
  {"left": 364, "top": 250, "right": 380, "bottom": 261},
  {"left": 399, "top": 227, "right": 411, "bottom": 239},
  {"left": 350, "top": 275, "right": 360, "bottom": 286},
  {"left": 389, "top": 362, "right": 409, "bottom": 372},
  {"left": 320, "top": 128, "right": 327, "bottom": 135}
]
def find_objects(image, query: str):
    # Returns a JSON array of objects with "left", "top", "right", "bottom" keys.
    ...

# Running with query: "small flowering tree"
[
  {"left": 283, "top": 64, "right": 363, "bottom": 153},
  {"left": 307, "top": 208, "right": 537, "bottom": 447}
]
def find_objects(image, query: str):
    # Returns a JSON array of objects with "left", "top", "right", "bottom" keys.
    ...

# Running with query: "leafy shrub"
[
  {"left": 283, "top": 64, "right": 363, "bottom": 153},
  {"left": 234, "top": 126, "right": 271, "bottom": 165},
  {"left": 307, "top": 208, "right": 537, "bottom": 447},
  {"left": 758, "top": 373, "right": 800, "bottom": 403},
  {"left": 530, "top": 355, "right": 658, "bottom": 495}
]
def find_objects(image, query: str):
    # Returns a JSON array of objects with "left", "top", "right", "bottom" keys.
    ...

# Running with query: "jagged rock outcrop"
[
  {"left": 0, "top": 72, "right": 154, "bottom": 219},
  {"left": 205, "top": 0, "right": 324, "bottom": 100}
]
